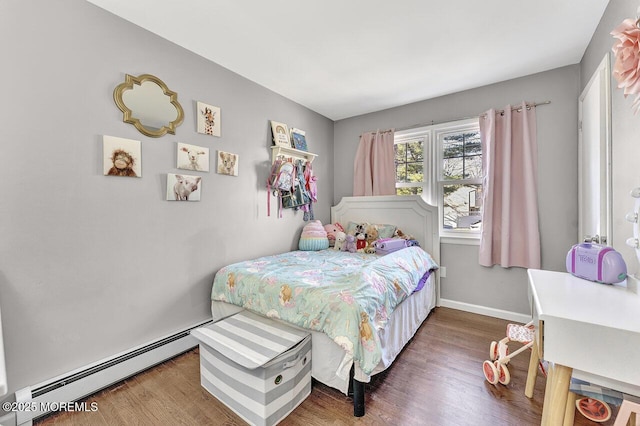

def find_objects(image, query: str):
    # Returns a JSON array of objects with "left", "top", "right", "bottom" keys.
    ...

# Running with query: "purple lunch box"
[{"left": 565, "top": 243, "right": 627, "bottom": 284}]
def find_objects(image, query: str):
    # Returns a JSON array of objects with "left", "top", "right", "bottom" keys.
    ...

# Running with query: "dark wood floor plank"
[{"left": 36, "top": 307, "right": 619, "bottom": 425}]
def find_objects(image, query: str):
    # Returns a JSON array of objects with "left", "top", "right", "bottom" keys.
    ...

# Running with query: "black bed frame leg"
[{"left": 353, "top": 378, "right": 365, "bottom": 417}]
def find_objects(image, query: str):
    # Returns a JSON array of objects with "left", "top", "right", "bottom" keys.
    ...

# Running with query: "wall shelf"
[{"left": 271, "top": 145, "right": 317, "bottom": 164}]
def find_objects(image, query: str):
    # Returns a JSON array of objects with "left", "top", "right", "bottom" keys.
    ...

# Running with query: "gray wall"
[
  {"left": 581, "top": 0, "right": 640, "bottom": 276},
  {"left": 0, "top": 0, "right": 333, "bottom": 396},
  {"left": 334, "top": 66, "right": 581, "bottom": 315}
]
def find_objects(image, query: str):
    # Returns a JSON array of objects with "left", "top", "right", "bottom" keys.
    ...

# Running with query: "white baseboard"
[
  {"left": 7, "top": 319, "right": 211, "bottom": 426},
  {"left": 439, "top": 298, "right": 531, "bottom": 323}
]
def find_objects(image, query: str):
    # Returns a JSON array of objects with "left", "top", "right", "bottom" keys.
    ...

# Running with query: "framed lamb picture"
[{"left": 177, "top": 142, "right": 209, "bottom": 172}]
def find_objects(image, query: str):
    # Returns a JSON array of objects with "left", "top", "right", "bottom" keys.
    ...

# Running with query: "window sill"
[{"left": 440, "top": 235, "right": 480, "bottom": 246}]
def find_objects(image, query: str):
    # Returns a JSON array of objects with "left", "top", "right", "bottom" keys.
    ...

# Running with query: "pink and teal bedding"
[{"left": 210, "top": 247, "right": 438, "bottom": 376}]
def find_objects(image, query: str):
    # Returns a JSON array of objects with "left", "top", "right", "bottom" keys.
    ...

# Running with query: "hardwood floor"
[{"left": 35, "top": 307, "right": 617, "bottom": 425}]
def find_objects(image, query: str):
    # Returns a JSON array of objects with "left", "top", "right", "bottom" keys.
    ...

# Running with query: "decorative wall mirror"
[{"left": 113, "top": 73, "right": 184, "bottom": 138}]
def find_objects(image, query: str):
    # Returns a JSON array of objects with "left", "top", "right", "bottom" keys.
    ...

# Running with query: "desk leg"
[
  {"left": 563, "top": 392, "right": 577, "bottom": 426},
  {"left": 525, "top": 336, "right": 539, "bottom": 398},
  {"left": 542, "top": 363, "right": 554, "bottom": 423},
  {"left": 541, "top": 363, "right": 572, "bottom": 426}
]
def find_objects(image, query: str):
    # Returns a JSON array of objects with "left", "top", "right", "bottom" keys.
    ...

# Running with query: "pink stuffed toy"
[{"left": 324, "top": 223, "right": 345, "bottom": 246}]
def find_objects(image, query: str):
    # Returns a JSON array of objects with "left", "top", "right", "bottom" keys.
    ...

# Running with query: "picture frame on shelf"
[
  {"left": 271, "top": 120, "right": 291, "bottom": 148},
  {"left": 290, "top": 128, "right": 307, "bottom": 151}
]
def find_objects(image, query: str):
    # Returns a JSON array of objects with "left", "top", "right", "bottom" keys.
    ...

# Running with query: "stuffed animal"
[
  {"left": 324, "top": 223, "right": 345, "bottom": 246},
  {"left": 364, "top": 224, "right": 379, "bottom": 254},
  {"left": 352, "top": 223, "right": 367, "bottom": 251},
  {"left": 396, "top": 228, "right": 414, "bottom": 240},
  {"left": 334, "top": 231, "right": 346, "bottom": 251},
  {"left": 344, "top": 234, "right": 357, "bottom": 253}
]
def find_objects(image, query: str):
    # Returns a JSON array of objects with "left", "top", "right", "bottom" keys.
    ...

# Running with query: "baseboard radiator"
[{"left": 13, "top": 320, "right": 211, "bottom": 426}]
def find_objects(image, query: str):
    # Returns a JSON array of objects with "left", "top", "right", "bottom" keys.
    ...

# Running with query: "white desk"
[{"left": 527, "top": 269, "right": 640, "bottom": 425}]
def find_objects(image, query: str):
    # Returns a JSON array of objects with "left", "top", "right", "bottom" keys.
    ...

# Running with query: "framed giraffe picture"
[{"left": 197, "top": 101, "right": 221, "bottom": 137}]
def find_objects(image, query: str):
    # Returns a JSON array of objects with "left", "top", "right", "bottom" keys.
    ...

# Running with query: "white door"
[{"left": 578, "top": 54, "right": 612, "bottom": 245}]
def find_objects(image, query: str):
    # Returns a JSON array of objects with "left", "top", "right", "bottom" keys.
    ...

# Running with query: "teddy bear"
[
  {"left": 344, "top": 234, "right": 357, "bottom": 253},
  {"left": 334, "top": 231, "right": 346, "bottom": 251},
  {"left": 364, "top": 224, "right": 379, "bottom": 254}
]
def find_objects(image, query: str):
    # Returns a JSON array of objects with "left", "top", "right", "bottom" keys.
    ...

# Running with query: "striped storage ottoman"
[{"left": 191, "top": 310, "right": 311, "bottom": 426}]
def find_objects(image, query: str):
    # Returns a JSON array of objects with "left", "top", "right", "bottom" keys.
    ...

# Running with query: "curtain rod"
[
  {"left": 384, "top": 100, "right": 551, "bottom": 134},
  {"left": 480, "top": 100, "right": 551, "bottom": 118}
]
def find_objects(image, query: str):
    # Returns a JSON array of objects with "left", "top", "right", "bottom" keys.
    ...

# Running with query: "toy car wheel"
[
  {"left": 483, "top": 360, "right": 498, "bottom": 385},
  {"left": 496, "top": 362, "right": 510, "bottom": 385},
  {"left": 490, "top": 341, "right": 498, "bottom": 361},
  {"left": 575, "top": 397, "right": 611, "bottom": 423}
]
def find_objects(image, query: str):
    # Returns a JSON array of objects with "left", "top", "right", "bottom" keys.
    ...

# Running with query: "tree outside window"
[
  {"left": 440, "top": 130, "right": 482, "bottom": 231},
  {"left": 395, "top": 138, "right": 424, "bottom": 196}
]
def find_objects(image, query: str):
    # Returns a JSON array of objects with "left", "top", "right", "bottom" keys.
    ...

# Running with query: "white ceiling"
[{"left": 87, "top": 0, "right": 610, "bottom": 120}]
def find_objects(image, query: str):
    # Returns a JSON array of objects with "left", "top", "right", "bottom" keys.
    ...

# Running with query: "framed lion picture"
[{"left": 216, "top": 150, "right": 239, "bottom": 176}]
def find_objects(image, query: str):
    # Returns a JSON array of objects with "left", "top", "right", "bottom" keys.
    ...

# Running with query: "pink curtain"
[
  {"left": 479, "top": 102, "right": 540, "bottom": 269},
  {"left": 353, "top": 129, "right": 396, "bottom": 196}
]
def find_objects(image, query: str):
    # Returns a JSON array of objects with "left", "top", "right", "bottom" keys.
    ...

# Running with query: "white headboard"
[{"left": 331, "top": 195, "right": 440, "bottom": 301}]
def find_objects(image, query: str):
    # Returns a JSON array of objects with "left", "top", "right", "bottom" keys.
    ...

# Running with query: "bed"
[{"left": 209, "top": 195, "right": 440, "bottom": 416}]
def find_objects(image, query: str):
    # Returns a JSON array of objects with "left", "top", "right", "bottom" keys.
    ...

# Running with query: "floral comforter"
[{"left": 210, "top": 247, "right": 438, "bottom": 375}]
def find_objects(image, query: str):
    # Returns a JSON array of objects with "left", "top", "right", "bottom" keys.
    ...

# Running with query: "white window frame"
[{"left": 394, "top": 118, "right": 481, "bottom": 242}]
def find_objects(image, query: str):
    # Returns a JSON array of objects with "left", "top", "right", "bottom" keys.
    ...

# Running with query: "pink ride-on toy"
[{"left": 483, "top": 321, "right": 538, "bottom": 386}]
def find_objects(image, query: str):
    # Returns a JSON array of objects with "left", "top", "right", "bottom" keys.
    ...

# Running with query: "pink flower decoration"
[{"left": 611, "top": 18, "right": 640, "bottom": 113}]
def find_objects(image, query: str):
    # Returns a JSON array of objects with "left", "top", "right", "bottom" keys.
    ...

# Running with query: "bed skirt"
[{"left": 210, "top": 273, "right": 436, "bottom": 395}]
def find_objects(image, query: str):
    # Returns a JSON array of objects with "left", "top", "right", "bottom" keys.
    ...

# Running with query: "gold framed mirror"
[{"left": 113, "top": 73, "right": 184, "bottom": 138}]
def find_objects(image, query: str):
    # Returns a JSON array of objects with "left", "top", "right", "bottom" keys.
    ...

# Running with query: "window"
[
  {"left": 395, "top": 118, "right": 482, "bottom": 238},
  {"left": 394, "top": 136, "right": 426, "bottom": 196}
]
